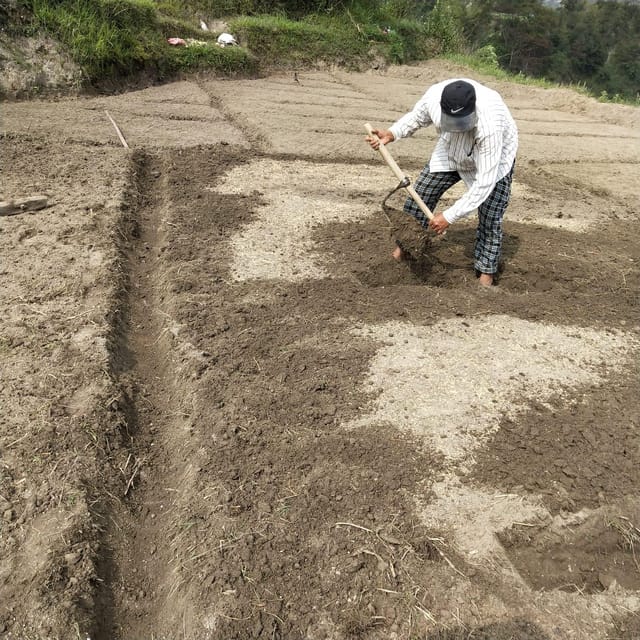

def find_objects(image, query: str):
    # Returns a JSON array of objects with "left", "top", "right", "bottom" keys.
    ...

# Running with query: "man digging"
[{"left": 367, "top": 79, "right": 518, "bottom": 287}]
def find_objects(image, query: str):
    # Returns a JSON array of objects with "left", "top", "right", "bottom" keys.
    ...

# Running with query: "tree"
[{"left": 458, "top": 0, "right": 640, "bottom": 101}]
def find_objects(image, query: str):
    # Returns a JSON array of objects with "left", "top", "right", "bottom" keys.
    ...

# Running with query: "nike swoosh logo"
[{"left": 450, "top": 107, "right": 465, "bottom": 114}]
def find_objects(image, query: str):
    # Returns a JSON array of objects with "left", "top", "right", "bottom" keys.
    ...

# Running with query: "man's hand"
[
  {"left": 365, "top": 128, "right": 394, "bottom": 150},
  {"left": 429, "top": 212, "right": 450, "bottom": 235}
]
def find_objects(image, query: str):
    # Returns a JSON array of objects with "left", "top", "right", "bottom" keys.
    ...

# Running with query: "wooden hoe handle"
[{"left": 365, "top": 123, "right": 434, "bottom": 222}]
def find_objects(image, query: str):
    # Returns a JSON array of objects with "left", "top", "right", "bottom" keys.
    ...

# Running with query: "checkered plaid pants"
[{"left": 404, "top": 163, "right": 515, "bottom": 274}]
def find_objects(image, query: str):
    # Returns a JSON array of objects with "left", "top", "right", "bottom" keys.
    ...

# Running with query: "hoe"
[{"left": 364, "top": 122, "right": 434, "bottom": 223}]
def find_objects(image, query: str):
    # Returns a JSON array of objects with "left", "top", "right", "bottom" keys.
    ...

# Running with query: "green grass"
[
  {"left": 22, "top": 0, "right": 639, "bottom": 105},
  {"left": 597, "top": 90, "right": 640, "bottom": 107},
  {"left": 27, "top": 0, "right": 443, "bottom": 86},
  {"left": 446, "top": 50, "right": 640, "bottom": 106},
  {"left": 154, "top": 0, "right": 256, "bottom": 21},
  {"left": 16, "top": 0, "right": 499, "bottom": 88},
  {"left": 169, "top": 40, "right": 258, "bottom": 74},
  {"left": 28, "top": 0, "right": 253, "bottom": 84},
  {"left": 229, "top": 15, "right": 366, "bottom": 68},
  {"left": 31, "top": 0, "right": 167, "bottom": 81},
  {"left": 228, "top": 13, "right": 437, "bottom": 69},
  {"left": 445, "top": 51, "right": 557, "bottom": 88}
]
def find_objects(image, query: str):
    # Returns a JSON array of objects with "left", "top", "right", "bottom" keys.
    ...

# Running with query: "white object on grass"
[{"left": 217, "top": 33, "right": 237, "bottom": 47}]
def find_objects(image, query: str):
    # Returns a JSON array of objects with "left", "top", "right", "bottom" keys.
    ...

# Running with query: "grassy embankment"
[
  {"left": 20, "top": 0, "right": 442, "bottom": 88},
  {"left": 13, "top": 0, "right": 635, "bottom": 104}
]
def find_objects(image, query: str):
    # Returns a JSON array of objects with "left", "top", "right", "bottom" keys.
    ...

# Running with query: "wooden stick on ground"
[{"left": 105, "top": 110, "right": 129, "bottom": 148}]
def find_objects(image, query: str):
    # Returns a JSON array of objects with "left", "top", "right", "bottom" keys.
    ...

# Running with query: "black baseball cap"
[{"left": 440, "top": 80, "right": 477, "bottom": 132}]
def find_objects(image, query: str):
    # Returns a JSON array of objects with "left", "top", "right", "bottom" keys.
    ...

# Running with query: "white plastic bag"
[{"left": 217, "top": 33, "right": 237, "bottom": 47}]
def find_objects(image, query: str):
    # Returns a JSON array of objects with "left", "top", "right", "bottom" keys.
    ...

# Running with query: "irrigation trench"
[{"left": 91, "top": 150, "right": 182, "bottom": 637}]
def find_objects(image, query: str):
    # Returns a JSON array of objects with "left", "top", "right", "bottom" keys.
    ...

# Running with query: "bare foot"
[
  {"left": 392, "top": 245, "right": 405, "bottom": 262},
  {"left": 478, "top": 273, "right": 494, "bottom": 287}
]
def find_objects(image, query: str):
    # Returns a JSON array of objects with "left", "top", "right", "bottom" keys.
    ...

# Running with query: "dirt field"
[{"left": 1, "top": 60, "right": 639, "bottom": 640}]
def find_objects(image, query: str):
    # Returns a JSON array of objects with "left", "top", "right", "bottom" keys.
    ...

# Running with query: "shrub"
[{"left": 425, "top": 0, "right": 463, "bottom": 53}]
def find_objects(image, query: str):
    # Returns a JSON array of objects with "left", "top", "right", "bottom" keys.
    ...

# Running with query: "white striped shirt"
[{"left": 389, "top": 79, "right": 518, "bottom": 224}]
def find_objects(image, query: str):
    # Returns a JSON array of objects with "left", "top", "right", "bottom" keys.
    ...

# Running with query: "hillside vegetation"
[{"left": 1, "top": 0, "right": 639, "bottom": 103}]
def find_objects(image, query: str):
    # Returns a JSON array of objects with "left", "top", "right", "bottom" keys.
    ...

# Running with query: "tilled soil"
[{"left": 1, "top": 61, "right": 639, "bottom": 640}]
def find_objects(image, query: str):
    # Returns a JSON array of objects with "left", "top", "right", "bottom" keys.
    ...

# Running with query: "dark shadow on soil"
[
  {"left": 314, "top": 210, "right": 639, "bottom": 329},
  {"left": 401, "top": 226, "right": 520, "bottom": 286},
  {"left": 469, "top": 367, "right": 640, "bottom": 513},
  {"left": 90, "top": 534, "right": 118, "bottom": 640}
]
